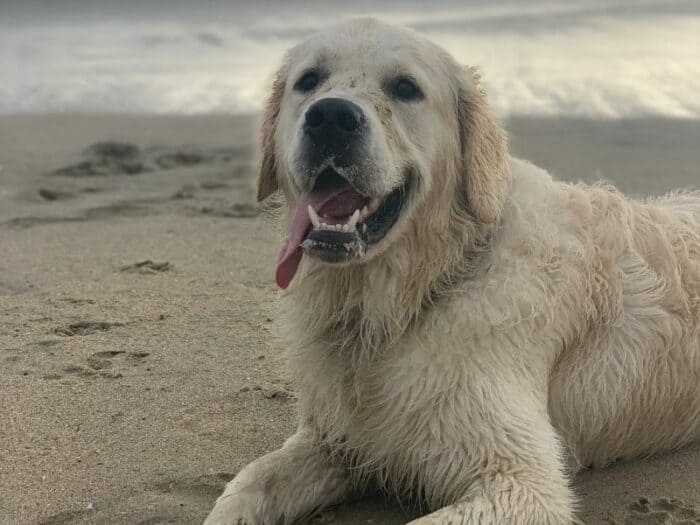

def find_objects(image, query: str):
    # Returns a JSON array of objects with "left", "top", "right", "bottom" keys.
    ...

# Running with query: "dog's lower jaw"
[{"left": 283, "top": 222, "right": 492, "bottom": 364}]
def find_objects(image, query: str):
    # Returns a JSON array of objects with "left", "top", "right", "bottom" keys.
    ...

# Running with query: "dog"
[{"left": 205, "top": 18, "right": 700, "bottom": 524}]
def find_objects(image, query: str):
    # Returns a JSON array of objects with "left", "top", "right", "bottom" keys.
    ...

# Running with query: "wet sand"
[{"left": 0, "top": 114, "right": 698, "bottom": 524}]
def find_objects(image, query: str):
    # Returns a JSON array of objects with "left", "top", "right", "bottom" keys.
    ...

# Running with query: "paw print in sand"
[{"left": 624, "top": 497, "right": 700, "bottom": 524}]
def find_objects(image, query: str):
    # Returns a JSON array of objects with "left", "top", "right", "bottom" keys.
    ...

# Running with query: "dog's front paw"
[
  {"left": 203, "top": 494, "right": 259, "bottom": 525},
  {"left": 406, "top": 517, "right": 442, "bottom": 525},
  {"left": 406, "top": 506, "right": 472, "bottom": 525}
]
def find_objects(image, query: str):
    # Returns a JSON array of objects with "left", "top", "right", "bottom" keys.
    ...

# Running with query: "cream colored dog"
[{"left": 205, "top": 19, "right": 700, "bottom": 525}]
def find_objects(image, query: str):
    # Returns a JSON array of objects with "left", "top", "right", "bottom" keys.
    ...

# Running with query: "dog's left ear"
[
  {"left": 257, "top": 67, "right": 287, "bottom": 202},
  {"left": 457, "top": 67, "right": 509, "bottom": 223}
]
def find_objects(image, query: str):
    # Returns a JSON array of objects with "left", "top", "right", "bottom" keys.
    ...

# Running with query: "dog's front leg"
[
  {"left": 407, "top": 389, "right": 576, "bottom": 525},
  {"left": 406, "top": 469, "right": 575, "bottom": 525},
  {"left": 204, "top": 427, "right": 353, "bottom": 525}
]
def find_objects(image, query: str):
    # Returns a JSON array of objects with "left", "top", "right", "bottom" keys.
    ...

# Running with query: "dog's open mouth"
[{"left": 276, "top": 168, "right": 408, "bottom": 289}]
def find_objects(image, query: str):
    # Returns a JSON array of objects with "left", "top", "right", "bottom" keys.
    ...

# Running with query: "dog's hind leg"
[{"left": 204, "top": 427, "right": 353, "bottom": 525}]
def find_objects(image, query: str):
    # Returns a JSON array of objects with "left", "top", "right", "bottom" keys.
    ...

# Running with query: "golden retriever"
[{"left": 205, "top": 18, "right": 700, "bottom": 525}]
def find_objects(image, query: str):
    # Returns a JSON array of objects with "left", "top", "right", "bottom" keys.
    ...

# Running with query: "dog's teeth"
[
  {"left": 308, "top": 205, "right": 321, "bottom": 228},
  {"left": 344, "top": 209, "right": 360, "bottom": 231},
  {"left": 360, "top": 205, "right": 369, "bottom": 221},
  {"left": 312, "top": 210, "right": 363, "bottom": 233}
]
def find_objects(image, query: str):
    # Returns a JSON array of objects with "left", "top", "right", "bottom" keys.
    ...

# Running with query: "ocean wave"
[{"left": 2, "top": 1, "right": 698, "bottom": 118}]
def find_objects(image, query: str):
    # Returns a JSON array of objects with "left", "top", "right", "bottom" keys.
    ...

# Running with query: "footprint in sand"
[
  {"left": 623, "top": 497, "right": 700, "bottom": 524},
  {"left": 153, "top": 472, "right": 234, "bottom": 501},
  {"left": 54, "top": 320, "right": 123, "bottom": 337},
  {"left": 9, "top": 339, "right": 63, "bottom": 367},
  {"left": 50, "top": 347, "right": 150, "bottom": 381},
  {"left": 52, "top": 142, "right": 147, "bottom": 177},
  {"left": 4, "top": 340, "right": 65, "bottom": 375},
  {"left": 86, "top": 350, "right": 125, "bottom": 371},
  {"left": 3, "top": 215, "right": 85, "bottom": 229},
  {"left": 37, "top": 508, "right": 89, "bottom": 525},
  {"left": 119, "top": 260, "right": 171, "bottom": 274},
  {"left": 2, "top": 347, "right": 22, "bottom": 365},
  {"left": 197, "top": 202, "right": 260, "bottom": 218},
  {"left": 37, "top": 188, "right": 74, "bottom": 201},
  {"left": 62, "top": 365, "right": 100, "bottom": 379},
  {"left": 51, "top": 141, "right": 245, "bottom": 178}
]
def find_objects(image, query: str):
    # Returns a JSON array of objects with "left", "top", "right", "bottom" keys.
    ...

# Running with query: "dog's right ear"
[{"left": 257, "top": 67, "right": 287, "bottom": 202}]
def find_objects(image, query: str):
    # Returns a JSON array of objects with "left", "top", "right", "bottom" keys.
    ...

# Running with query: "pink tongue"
[{"left": 275, "top": 185, "right": 366, "bottom": 289}]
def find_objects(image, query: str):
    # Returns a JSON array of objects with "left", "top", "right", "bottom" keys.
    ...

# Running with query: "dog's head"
[{"left": 258, "top": 19, "right": 508, "bottom": 289}]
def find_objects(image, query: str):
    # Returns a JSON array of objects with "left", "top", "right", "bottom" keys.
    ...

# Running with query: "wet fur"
[{"left": 206, "top": 19, "right": 700, "bottom": 525}]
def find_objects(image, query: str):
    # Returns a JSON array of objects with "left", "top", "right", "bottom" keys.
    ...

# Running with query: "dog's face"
[{"left": 260, "top": 19, "right": 507, "bottom": 289}]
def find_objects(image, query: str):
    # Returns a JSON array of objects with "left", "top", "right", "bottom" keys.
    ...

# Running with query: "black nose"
[{"left": 304, "top": 98, "right": 365, "bottom": 149}]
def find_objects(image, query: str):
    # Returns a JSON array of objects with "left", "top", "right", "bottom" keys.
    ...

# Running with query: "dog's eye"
[
  {"left": 294, "top": 72, "right": 320, "bottom": 93},
  {"left": 390, "top": 77, "right": 424, "bottom": 102}
]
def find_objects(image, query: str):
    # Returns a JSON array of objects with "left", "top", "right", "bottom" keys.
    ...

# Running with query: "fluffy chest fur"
[
  {"left": 288, "top": 314, "right": 515, "bottom": 507},
  {"left": 286, "top": 279, "right": 576, "bottom": 510}
]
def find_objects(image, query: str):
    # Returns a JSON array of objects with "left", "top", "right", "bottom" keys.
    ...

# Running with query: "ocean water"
[{"left": 1, "top": 0, "right": 699, "bottom": 118}]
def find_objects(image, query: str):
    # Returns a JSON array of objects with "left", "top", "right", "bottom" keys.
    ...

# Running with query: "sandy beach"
[{"left": 0, "top": 114, "right": 698, "bottom": 524}]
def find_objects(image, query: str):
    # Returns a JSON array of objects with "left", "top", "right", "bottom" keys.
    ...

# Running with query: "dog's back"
[{"left": 545, "top": 179, "right": 700, "bottom": 470}]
